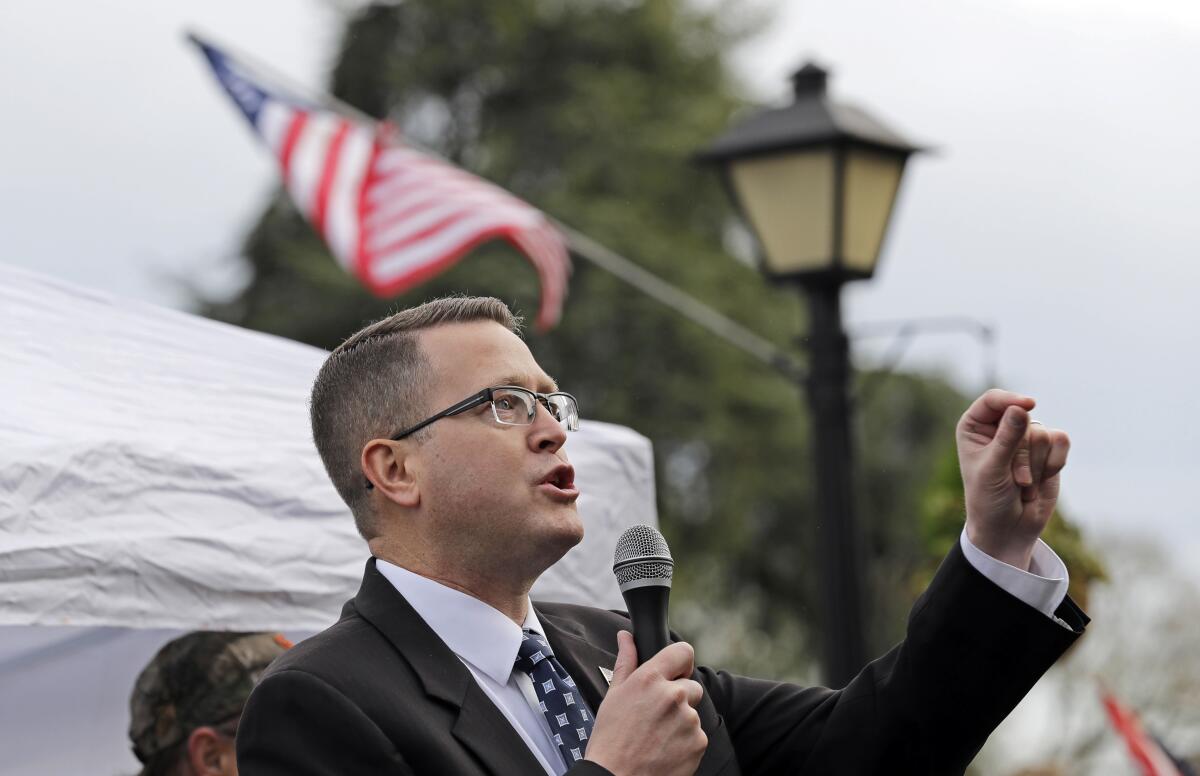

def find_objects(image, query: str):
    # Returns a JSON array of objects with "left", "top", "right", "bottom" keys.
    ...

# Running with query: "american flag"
[
  {"left": 194, "top": 37, "right": 571, "bottom": 330},
  {"left": 1101, "top": 689, "right": 1193, "bottom": 776}
]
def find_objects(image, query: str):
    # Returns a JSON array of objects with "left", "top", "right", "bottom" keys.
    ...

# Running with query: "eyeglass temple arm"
[{"left": 390, "top": 390, "right": 492, "bottom": 441}]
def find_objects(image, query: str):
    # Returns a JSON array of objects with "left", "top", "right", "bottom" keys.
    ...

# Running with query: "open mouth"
[{"left": 539, "top": 464, "right": 578, "bottom": 499}]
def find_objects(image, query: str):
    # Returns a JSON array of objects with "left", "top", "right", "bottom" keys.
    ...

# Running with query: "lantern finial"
[{"left": 790, "top": 63, "right": 829, "bottom": 99}]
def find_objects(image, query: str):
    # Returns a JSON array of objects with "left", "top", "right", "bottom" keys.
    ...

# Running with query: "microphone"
[{"left": 612, "top": 524, "right": 674, "bottom": 663}]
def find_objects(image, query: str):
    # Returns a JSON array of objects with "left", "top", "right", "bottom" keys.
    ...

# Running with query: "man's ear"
[
  {"left": 362, "top": 439, "right": 420, "bottom": 508},
  {"left": 186, "top": 726, "right": 235, "bottom": 775}
]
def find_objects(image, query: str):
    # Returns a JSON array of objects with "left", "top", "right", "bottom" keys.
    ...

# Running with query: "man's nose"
[{"left": 528, "top": 400, "right": 566, "bottom": 453}]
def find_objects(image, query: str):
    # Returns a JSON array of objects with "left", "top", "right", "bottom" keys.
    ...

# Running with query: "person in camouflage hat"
[{"left": 128, "top": 631, "right": 289, "bottom": 776}]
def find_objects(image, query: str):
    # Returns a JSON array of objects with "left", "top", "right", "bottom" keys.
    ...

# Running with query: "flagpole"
[
  {"left": 553, "top": 222, "right": 803, "bottom": 379},
  {"left": 186, "top": 31, "right": 805, "bottom": 381}
]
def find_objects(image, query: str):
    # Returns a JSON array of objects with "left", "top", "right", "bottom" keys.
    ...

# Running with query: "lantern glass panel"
[
  {"left": 841, "top": 148, "right": 905, "bottom": 275},
  {"left": 729, "top": 149, "right": 835, "bottom": 275}
]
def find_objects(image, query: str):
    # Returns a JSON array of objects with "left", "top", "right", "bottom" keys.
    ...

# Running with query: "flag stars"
[{"left": 196, "top": 40, "right": 570, "bottom": 331}]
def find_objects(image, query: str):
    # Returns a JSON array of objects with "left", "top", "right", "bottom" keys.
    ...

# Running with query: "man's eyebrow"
[{"left": 496, "top": 374, "right": 559, "bottom": 392}]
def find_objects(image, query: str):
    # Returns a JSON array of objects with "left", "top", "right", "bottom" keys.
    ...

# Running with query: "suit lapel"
[
  {"left": 352, "top": 559, "right": 548, "bottom": 776},
  {"left": 451, "top": 683, "right": 550, "bottom": 776},
  {"left": 536, "top": 605, "right": 617, "bottom": 714}
]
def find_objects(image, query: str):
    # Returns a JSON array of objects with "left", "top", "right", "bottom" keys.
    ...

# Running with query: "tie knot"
[{"left": 514, "top": 629, "right": 554, "bottom": 673}]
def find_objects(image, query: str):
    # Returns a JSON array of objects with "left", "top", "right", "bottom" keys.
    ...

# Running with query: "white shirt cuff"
[{"left": 959, "top": 529, "right": 1070, "bottom": 620}]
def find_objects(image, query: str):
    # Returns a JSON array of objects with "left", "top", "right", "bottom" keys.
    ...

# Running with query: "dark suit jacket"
[{"left": 237, "top": 542, "right": 1087, "bottom": 775}]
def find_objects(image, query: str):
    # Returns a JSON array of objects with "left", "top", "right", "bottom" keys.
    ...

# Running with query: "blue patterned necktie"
[{"left": 513, "top": 628, "right": 595, "bottom": 768}]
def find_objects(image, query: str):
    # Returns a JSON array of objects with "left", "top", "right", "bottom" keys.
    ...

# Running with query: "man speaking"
[{"left": 236, "top": 296, "right": 1087, "bottom": 775}]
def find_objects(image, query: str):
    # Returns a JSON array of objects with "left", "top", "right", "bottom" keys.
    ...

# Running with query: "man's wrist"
[
  {"left": 959, "top": 529, "right": 1071, "bottom": 620},
  {"left": 964, "top": 524, "right": 1035, "bottom": 571}
]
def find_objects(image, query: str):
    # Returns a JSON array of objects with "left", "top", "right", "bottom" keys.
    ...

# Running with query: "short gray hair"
[{"left": 310, "top": 296, "right": 522, "bottom": 539}]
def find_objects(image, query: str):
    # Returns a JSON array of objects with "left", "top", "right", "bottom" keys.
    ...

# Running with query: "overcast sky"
[
  {"left": 741, "top": 0, "right": 1200, "bottom": 581},
  {"left": 3, "top": 0, "right": 1198, "bottom": 580}
]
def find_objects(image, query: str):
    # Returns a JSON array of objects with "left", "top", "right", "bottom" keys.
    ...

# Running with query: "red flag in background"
[
  {"left": 193, "top": 36, "right": 570, "bottom": 330},
  {"left": 1100, "top": 688, "right": 1191, "bottom": 776}
]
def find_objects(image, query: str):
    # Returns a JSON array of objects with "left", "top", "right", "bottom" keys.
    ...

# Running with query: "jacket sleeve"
[
  {"left": 237, "top": 668, "right": 415, "bottom": 776},
  {"left": 698, "top": 541, "right": 1087, "bottom": 776}
]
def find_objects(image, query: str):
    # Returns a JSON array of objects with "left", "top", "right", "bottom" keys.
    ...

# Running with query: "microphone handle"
[{"left": 621, "top": 584, "right": 671, "bottom": 664}]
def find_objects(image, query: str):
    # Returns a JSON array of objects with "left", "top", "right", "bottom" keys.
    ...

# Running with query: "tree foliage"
[{"left": 201, "top": 0, "right": 1099, "bottom": 678}]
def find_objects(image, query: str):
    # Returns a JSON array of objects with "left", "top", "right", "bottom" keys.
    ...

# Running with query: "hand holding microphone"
[{"left": 584, "top": 525, "right": 708, "bottom": 776}]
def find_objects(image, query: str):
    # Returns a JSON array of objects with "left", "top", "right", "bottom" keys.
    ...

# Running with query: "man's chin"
[
  {"left": 554, "top": 508, "right": 585, "bottom": 549},
  {"left": 537, "top": 509, "right": 585, "bottom": 560}
]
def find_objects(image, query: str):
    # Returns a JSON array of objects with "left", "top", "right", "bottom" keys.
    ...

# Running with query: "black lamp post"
[{"left": 697, "top": 62, "right": 925, "bottom": 687}]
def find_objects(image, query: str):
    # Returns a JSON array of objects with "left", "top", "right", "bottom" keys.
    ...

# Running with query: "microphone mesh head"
[{"left": 613, "top": 524, "right": 673, "bottom": 587}]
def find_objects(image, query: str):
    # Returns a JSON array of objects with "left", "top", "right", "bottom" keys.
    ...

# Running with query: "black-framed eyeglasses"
[{"left": 391, "top": 385, "right": 580, "bottom": 441}]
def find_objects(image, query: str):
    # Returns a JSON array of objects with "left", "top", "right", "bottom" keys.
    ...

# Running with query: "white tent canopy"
[{"left": 0, "top": 264, "right": 658, "bottom": 774}]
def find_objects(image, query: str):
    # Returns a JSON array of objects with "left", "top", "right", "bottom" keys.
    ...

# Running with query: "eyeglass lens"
[{"left": 491, "top": 388, "right": 577, "bottom": 429}]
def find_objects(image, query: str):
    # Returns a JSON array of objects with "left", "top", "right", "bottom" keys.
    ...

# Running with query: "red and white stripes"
[
  {"left": 206, "top": 43, "right": 570, "bottom": 329},
  {"left": 356, "top": 144, "right": 569, "bottom": 327}
]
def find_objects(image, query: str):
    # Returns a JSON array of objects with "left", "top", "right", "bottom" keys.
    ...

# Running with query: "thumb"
[
  {"left": 990, "top": 405, "right": 1029, "bottom": 463},
  {"left": 610, "top": 630, "right": 638, "bottom": 686}
]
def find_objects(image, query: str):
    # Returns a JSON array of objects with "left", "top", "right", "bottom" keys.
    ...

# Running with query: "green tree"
[{"left": 201, "top": 0, "right": 1097, "bottom": 678}]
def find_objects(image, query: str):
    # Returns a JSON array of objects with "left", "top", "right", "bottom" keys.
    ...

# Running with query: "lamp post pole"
[
  {"left": 696, "top": 60, "right": 926, "bottom": 686},
  {"left": 803, "top": 281, "right": 865, "bottom": 687}
]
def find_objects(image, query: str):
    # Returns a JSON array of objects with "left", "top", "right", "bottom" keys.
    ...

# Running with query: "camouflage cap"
[{"left": 128, "top": 631, "right": 289, "bottom": 763}]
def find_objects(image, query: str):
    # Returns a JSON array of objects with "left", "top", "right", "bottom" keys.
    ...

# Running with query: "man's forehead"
[{"left": 419, "top": 321, "right": 556, "bottom": 391}]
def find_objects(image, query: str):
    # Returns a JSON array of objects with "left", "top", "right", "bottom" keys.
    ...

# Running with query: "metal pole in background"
[
  {"left": 803, "top": 281, "right": 866, "bottom": 688},
  {"left": 695, "top": 62, "right": 927, "bottom": 687}
]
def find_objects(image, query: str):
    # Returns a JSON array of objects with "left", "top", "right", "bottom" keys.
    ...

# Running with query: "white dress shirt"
[
  {"left": 375, "top": 559, "right": 576, "bottom": 776},
  {"left": 376, "top": 534, "right": 1071, "bottom": 775}
]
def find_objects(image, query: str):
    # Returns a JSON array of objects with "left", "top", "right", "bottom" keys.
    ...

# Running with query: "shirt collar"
[{"left": 374, "top": 557, "right": 545, "bottom": 684}]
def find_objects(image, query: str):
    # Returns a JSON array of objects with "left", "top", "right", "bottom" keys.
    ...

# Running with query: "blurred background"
[{"left": 2, "top": 0, "right": 1198, "bottom": 773}]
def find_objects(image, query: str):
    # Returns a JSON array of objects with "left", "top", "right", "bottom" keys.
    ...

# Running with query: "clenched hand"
[{"left": 957, "top": 389, "right": 1071, "bottom": 571}]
